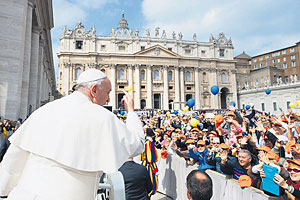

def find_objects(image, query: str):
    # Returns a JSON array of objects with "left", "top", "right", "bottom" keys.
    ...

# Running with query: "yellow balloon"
[
  {"left": 190, "top": 118, "right": 198, "bottom": 127},
  {"left": 166, "top": 111, "right": 170, "bottom": 116},
  {"left": 296, "top": 100, "right": 300, "bottom": 106},
  {"left": 184, "top": 106, "right": 189, "bottom": 112},
  {"left": 289, "top": 102, "right": 296, "bottom": 108},
  {"left": 125, "top": 86, "right": 132, "bottom": 92}
]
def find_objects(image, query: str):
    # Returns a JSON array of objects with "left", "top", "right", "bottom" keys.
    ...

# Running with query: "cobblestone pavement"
[{"left": 152, "top": 192, "right": 173, "bottom": 200}]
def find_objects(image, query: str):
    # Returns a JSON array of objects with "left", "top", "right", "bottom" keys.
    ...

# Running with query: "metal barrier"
[{"left": 97, "top": 172, "right": 125, "bottom": 200}]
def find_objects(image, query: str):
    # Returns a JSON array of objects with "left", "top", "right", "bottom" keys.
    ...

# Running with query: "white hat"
[
  {"left": 76, "top": 69, "right": 107, "bottom": 85},
  {"left": 206, "top": 113, "right": 215, "bottom": 119}
]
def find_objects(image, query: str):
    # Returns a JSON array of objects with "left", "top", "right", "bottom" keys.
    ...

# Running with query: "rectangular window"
[
  {"left": 219, "top": 49, "right": 225, "bottom": 57},
  {"left": 168, "top": 48, "right": 172, "bottom": 51},
  {"left": 290, "top": 48, "right": 295, "bottom": 53},
  {"left": 244, "top": 76, "right": 248, "bottom": 79},
  {"left": 292, "top": 61, "right": 296, "bottom": 67},
  {"left": 187, "top": 86, "right": 192, "bottom": 90},
  {"left": 118, "top": 46, "right": 125, "bottom": 51},
  {"left": 249, "top": 61, "right": 252, "bottom": 64},
  {"left": 282, "top": 50, "right": 286, "bottom": 55},
  {"left": 201, "top": 50, "right": 206, "bottom": 55},
  {"left": 260, "top": 63, "right": 263, "bottom": 68},
  {"left": 285, "top": 76, "right": 288, "bottom": 83},
  {"left": 283, "top": 63, "right": 287, "bottom": 68},
  {"left": 101, "top": 45, "right": 106, "bottom": 51},
  {"left": 291, "top": 55, "right": 296, "bottom": 60},
  {"left": 253, "top": 59, "right": 257, "bottom": 63},
  {"left": 287, "top": 101, "right": 290, "bottom": 110},
  {"left": 272, "top": 59, "right": 276, "bottom": 64},
  {"left": 273, "top": 102, "right": 277, "bottom": 111},
  {"left": 265, "top": 56, "right": 270, "bottom": 60},
  {"left": 169, "top": 86, "right": 173, "bottom": 90},
  {"left": 141, "top": 46, "right": 145, "bottom": 51},
  {"left": 283, "top": 57, "right": 286, "bottom": 62},
  {"left": 119, "top": 85, "right": 125, "bottom": 89},
  {"left": 277, "top": 59, "right": 280, "bottom": 63},
  {"left": 185, "top": 49, "right": 191, "bottom": 54},
  {"left": 254, "top": 65, "right": 258, "bottom": 69},
  {"left": 259, "top": 57, "right": 263, "bottom": 61},
  {"left": 141, "top": 85, "right": 145, "bottom": 89},
  {"left": 262, "top": 103, "right": 265, "bottom": 111},
  {"left": 75, "top": 41, "right": 83, "bottom": 49}
]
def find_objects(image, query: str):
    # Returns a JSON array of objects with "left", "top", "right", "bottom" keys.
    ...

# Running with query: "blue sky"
[{"left": 51, "top": 0, "right": 300, "bottom": 79}]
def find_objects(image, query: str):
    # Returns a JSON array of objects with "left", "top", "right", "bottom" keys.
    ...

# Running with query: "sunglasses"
[
  {"left": 212, "top": 142, "right": 220, "bottom": 145},
  {"left": 197, "top": 145, "right": 205, "bottom": 147},
  {"left": 288, "top": 168, "right": 300, "bottom": 173}
]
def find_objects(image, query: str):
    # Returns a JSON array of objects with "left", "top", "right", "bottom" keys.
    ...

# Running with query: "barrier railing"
[{"left": 156, "top": 151, "right": 281, "bottom": 200}]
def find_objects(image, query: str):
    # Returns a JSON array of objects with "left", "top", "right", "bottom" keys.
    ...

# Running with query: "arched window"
[
  {"left": 186, "top": 71, "right": 191, "bottom": 81},
  {"left": 221, "top": 73, "right": 226, "bottom": 83},
  {"left": 168, "top": 71, "right": 173, "bottom": 81},
  {"left": 203, "top": 72, "right": 207, "bottom": 82},
  {"left": 141, "top": 70, "right": 145, "bottom": 80},
  {"left": 154, "top": 70, "right": 159, "bottom": 81},
  {"left": 75, "top": 67, "right": 81, "bottom": 80},
  {"left": 118, "top": 69, "right": 124, "bottom": 80}
]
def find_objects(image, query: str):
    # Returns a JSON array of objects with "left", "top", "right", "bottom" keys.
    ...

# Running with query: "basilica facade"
[{"left": 57, "top": 14, "right": 237, "bottom": 111}]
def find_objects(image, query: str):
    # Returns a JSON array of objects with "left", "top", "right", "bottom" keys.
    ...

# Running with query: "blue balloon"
[
  {"left": 245, "top": 105, "right": 251, "bottom": 110},
  {"left": 230, "top": 101, "right": 236, "bottom": 107},
  {"left": 187, "top": 99, "right": 195, "bottom": 108},
  {"left": 210, "top": 85, "right": 219, "bottom": 95},
  {"left": 265, "top": 89, "right": 271, "bottom": 95},
  {"left": 120, "top": 110, "right": 125, "bottom": 115},
  {"left": 173, "top": 110, "right": 178, "bottom": 115}
]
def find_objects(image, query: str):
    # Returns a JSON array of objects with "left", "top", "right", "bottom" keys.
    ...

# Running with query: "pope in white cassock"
[{"left": 0, "top": 69, "right": 145, "bottom": 200}]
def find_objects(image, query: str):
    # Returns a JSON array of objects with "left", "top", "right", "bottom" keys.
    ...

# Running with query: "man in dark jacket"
[{"left": 119, "top": 158, "right": 153, "bottom": 200}]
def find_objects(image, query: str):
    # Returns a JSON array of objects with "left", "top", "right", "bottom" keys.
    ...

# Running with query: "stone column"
[
  {"left": 134, "top": 64, "right": 141, "bottom": 109},
  {"left": 163, "top": 65, "right": 169, "bottom": 110},
  {"left": 231, "top": 69, "right": 238, "bottom": 104},
  {"left": 210, "top": 69, "right": 219, "bottom": 109},
  {"left": 180, "top": 66, "right": 185, "bottom": 109},
  {"left": 174, "top": 66, "right": 180, "bottom": 110},
  {"left": 28, "top": 26, "right": 40, "bottom": 114},
  {"left": 146, "top": 65, "right": 152, "bottom": 108},
  {"left": 20, "top": 1, "right": 33, "bottom": 118},
  {"left": 194, "top": 67, "right": 200, "bottom": 109},
  {"left": 110, "top": 64, "right": 116, "bottom": 110},
  {"left": 128, "top": 64, "right": 133, "bottom": 96},
  {"left": 36, "top": 39, "right": 44, "bottom": 108}
]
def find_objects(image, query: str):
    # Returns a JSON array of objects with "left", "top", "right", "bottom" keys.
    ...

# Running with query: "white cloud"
[{"left": 141, "top": 0, "right": 300, "bottom": 56}]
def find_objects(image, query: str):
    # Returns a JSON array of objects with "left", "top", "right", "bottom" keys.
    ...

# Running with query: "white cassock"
[{"left": 0, "top": 91, "right": 145, "bottom": 200}]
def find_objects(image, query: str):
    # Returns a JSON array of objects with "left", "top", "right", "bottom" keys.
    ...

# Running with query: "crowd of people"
[
  {"left": 0, "top": 118, "right": 22, "bottom": 162},
  {"left": 2, "top": 105, "right": 300, "bottom": 199},
  {"left": 114, "top": 105, "right": 300, "bottom": 199}
]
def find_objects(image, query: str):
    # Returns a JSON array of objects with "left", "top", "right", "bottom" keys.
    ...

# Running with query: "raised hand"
[{"left": 121, "top": 90, "right": 134, "bottom": 113}]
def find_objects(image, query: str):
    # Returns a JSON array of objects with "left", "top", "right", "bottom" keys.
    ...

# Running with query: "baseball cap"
[
  {"left": 219, "top": 143, "right": 230, "bottom": 149},
  {"left": 238, "top": 175, "right": 252, "bottom": 188},
  {"left": 197, "top": 140, "right": 206, "bottom": 146},
  {"left": 256, "top": 145, "right": 271, "bottom": 153}
]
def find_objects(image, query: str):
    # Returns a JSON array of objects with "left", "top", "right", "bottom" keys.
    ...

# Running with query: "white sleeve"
[
  {"left": 0, "top": 144, "right": 29, "bottom": 196},
  {"left": 124, "top": 112, "right": 145, "bottom": 157}
]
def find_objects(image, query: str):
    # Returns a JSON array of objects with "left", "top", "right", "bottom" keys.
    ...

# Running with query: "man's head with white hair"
[{"left": 74, "top": 69, "right": 111, "bottom": 106}]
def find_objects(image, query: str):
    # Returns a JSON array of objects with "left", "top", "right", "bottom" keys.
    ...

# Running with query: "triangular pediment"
[{"left": 134, "top": 45, "right": 181, "bottom": 58}]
